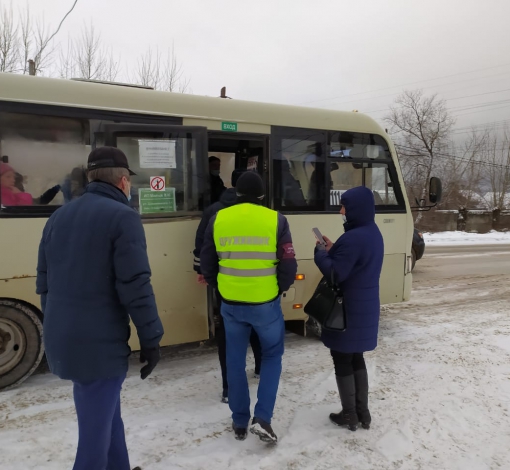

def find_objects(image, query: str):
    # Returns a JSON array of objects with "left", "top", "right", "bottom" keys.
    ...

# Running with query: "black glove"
[{"left": 139, "top": 346, "right": 160, "bottom": 380}]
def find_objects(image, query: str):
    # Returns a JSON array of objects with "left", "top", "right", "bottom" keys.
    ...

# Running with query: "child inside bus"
[{"left": 0, "top": 162, "right": 33, "bottom": 206}]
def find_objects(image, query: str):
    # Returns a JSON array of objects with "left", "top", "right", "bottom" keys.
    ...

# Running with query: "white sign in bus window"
[{"left": 139, "top": 140, "right": 177, "bottom": 169}]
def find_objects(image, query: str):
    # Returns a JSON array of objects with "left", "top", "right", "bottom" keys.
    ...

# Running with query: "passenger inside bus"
[
  {"left": 0, "top": 162, "right": 33, "bottom": 206},
  {"left": 61, "top": 166, "right": 88, "bottom": 203},
  {"left": 13, "top": 170, "right": 61, "bottom": 205},
  {"left": 276, "top": 150, "right": 306, "bottom": 207},
  {"left": 209, "top": 156, "right": 227, "bottom": 204},
  {"left": 307, "top": 161, "right": 339, "bottom": 207}
]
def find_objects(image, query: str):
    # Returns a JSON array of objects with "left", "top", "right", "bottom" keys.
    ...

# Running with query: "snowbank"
[{"left": 423, "top": 230, "right": 510, "bottom": 246}]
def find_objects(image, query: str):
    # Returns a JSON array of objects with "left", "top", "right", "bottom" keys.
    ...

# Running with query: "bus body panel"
[
  {"left": 140, "top": 218, "right": 209, "bottom": 349},
  {"left": 0, "top": 73, "right": 414, "bottom": 357},
  {"left": 0, "top": 74, "right": 387, "bottom": 135}
]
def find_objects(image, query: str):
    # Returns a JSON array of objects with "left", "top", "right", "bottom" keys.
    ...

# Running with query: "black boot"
[
  {"left": 330, "top": 375, "right": 359, "bottom": 431},
  {"left": 354, "top": 369, "right": 371, "bottom": 429}
]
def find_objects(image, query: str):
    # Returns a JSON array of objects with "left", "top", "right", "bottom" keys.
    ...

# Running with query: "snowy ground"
[
  {"left": 424, "top": 230, "right": 510, "bottom": 246},
  {"left": 2, "top": 271, "right": 510, "bottom": 469}
]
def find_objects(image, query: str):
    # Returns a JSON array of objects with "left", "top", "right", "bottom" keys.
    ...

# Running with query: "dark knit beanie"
[{"left": 235, "top": 171, "right": 264, "bottom": 198}]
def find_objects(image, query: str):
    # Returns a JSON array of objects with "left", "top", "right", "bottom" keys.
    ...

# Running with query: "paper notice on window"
[{"left": 139, "top": 140, "right": 176, "bottom": 169}]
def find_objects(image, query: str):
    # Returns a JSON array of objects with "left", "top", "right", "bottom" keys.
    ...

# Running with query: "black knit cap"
[
  {"left": 235, "top": 171, "right": 264, "bottom": 198},
  {"left": 87, "top": 147, "right": 136, "bottom": 175}
]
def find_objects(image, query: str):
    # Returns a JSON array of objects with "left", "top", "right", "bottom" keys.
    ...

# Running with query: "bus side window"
[
  {"left": 328, "top": 131, "right": 401, "bottom": 209},
  {"left": 272, "top": 133, "right": 326, "bottom": 211},
  {"left": 0, "top": 111, "right": 90, "bottom": 209}
]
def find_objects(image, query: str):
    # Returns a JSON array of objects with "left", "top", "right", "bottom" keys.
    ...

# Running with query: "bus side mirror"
[{"left": 429, "top": 177, "right": 442, "bottom": 204}]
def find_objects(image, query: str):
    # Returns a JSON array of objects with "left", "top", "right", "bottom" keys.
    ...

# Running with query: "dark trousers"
[
  {"left": 330, "top": 350, "right": 366, "bottom": 377},
  {"left": 72, "top": 375, "right": 130, "bottom": 470},
  {"left": 217, "top": 314, "right": 262, "bottom": 391}
]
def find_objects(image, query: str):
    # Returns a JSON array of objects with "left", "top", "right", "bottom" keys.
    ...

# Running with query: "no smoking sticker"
[{"left": 150, "top": 176, "right": 165, "bottom": 191}]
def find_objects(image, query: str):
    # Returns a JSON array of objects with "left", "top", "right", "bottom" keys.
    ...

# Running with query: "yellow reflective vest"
[{"left": 213, "top": 203, "right": 279, "bottom": 303}]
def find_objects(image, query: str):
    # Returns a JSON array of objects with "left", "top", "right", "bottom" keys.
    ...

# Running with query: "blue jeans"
[
  {"left": 72, "top": 375, "right": 130, "bottom": 470},
  {"left": 221, "top": 298, "right": 285, "bottom": 427}
]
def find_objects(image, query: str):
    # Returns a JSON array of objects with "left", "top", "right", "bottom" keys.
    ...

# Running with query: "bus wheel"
[{"left": 0, "top": 300, "right": 44, "bottom": 391}]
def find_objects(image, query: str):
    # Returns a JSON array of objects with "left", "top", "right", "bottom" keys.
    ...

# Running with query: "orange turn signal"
[
  {"left": 295, "top": 274, "right": 305, "bottom": 280},
  {"left": 293, "top": 304, "right": 303, "bottom": 309}
]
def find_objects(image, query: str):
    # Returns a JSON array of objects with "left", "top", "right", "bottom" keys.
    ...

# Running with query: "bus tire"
[
  {"left": 0, "top": 300, "right": 44, "bottom": 391},
  {"left": 411, "top": 249, "right": 417, "bottom": 271}
]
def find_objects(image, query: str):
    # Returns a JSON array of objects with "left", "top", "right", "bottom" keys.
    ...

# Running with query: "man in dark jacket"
[
  {"left": 201, "top": 171, "right": 297, "bottom": 444},
  {"left": 314, "top": 186, "right": 383, "bottom": 432},
  {"left": 193, "top": 169, "right": 262, "bottom": 403},
  {"left": 209, "top": 156, "right": 227, "bottom": 204},
  {"left": 36, "top": 147, "right": 163, "bottom": 470}
]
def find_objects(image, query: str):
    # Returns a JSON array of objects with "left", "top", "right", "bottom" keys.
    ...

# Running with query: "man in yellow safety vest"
[{"left": 201, "top": 171, "right": 297, "bottom": 444}]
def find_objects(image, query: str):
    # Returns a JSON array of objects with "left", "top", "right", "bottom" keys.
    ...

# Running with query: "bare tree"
[
  {"left": 385, "top": 90, "right": 456, "bottom": 220},
  {"left": 134, "top": 47, "right": 162, "bottom": 89},
  {"left": 133, "top": 45, "right": 189, "bottom": 92},
  {"left": 481, "top": 129, "right": 510, "bottom": 210},
  {"left": 0, "top": 3, "right": 55, "bottom": 75},
  {"left": 1, "top": 1, "right": 191, "bottom": 90},
  {"left": 23, "top": 10, "right": 55, "bottom": 75},
  {"left": 438, "top": 129, "right": 488, "bottom": 209},
  {"left": 0, "top": 3, "right": 19, "bottom": 72},
  {"left": 58, "top": 24, "right": 119, "bottom": 81}
]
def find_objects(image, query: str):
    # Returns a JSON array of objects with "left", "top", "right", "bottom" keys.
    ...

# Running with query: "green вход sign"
[
  {"left": 221, "top": 121, "right": 238, "bottom": 132},
  {"left": 139, "top": 188, "right": 176, "bottom": 214}
]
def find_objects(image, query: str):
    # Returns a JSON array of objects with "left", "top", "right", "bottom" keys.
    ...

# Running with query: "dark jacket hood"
[
  {"left": 219, "top": 187, "right": 238, "bottom": 207},
  {"left": 341, "top": 186, "right": 375, "bottom": 229}
]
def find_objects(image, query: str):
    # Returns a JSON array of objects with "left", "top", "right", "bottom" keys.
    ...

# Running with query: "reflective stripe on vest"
[
  {"left": 218, "top": 266, "right": 277, "bottom": 276},
  {"left": 213, "top": 203, "right": 279, "bottom": 303},
  {"left": 218, "top": 252, "right": 277, "bottom": 260}
]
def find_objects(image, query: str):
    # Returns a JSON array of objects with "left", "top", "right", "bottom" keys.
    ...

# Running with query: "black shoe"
[
  {"left": 232, "top": 422, "right": 247, "bottom": 441},
  {"left": 329, "top": 410, "right": 359, "bottom": 431},
  {"left": 221, "top": 388, "right": 228, "bottom": 404},
  {"left": 132, "top": 467, "right": 142, "bottom": 470},
  {"left": 250, "top": 417, "right": 278, "bottom": 444},
  {"left": 332, "top": 375, "right": 359, "bottom": 431},
  {"left": 354, "top": 369, "right": 371, "bottom": 429}
]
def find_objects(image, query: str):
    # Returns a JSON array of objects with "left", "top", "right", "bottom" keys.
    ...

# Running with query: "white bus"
[{"left": 0, "top": 73, "right": 417, "bottom": 390}]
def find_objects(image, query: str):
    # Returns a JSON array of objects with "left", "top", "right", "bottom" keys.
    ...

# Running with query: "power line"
[
  {"left": 364, "top": 96, "right": 510, "bottom": 118},
  {"left": 299, "top": 63, "right": 510, "bottom": 106},
  {"left": 397, "top": 144, "right": 510, "bottom": 169},
  {"left": 451, "top": 119, "right": 510, "bottom": 135},
  {"left": 449, "top": 98, "right": 510, "bottom": 112},
  {"left": 447, "top": 87, "right": 510, "bottom": 102},
  {"left": 314, "top": 75, "right": 510, "bottom": 117},
  {"left": 453, "top": 103, "right": 510, "bottom": 117},
  {"left": 42, "top": 0, "right": 79, "bottom": 47}
]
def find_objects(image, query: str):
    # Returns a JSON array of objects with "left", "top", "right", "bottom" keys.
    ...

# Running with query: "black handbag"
[{"left": 304, "top": 268, "right": 346, "bottom": 332}]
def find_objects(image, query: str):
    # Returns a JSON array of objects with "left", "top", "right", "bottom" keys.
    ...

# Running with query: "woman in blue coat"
[{"left": 314, "top": 186, "right": 384, "bottom": 431}]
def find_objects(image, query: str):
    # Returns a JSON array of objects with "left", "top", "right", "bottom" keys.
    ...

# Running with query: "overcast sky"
[{"left": 21, "top": 0, "right": 510, "bottom": 135}]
